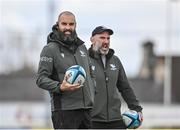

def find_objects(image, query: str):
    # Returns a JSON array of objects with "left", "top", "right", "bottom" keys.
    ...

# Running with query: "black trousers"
[
  {"left": 92, "top": 120, "right": 127, "bottom": 129},
  {"left": 51, "top": 109, "right": 92, "bottom": 129}
]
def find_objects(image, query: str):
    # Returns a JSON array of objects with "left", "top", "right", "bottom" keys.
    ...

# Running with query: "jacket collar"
[{"left": 47, "top": 24, "right": 84, "bottom": 52}]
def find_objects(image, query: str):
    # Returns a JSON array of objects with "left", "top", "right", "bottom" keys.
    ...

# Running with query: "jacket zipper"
[
  {"left": 101, "top": 58, "right": 109, "bottom": 121},
  {"left": 74, "top": 54, "right": 86, "bottom": 107},
  {"left": 104, "top": 70, "right": 109, "bottom": 121}
]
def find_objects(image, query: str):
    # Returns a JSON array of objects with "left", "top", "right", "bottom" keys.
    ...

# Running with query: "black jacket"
[
  {"left": 36, "top": 25, "right": 95, "bottom": 111},
  {"left": 89, "top": 46, "right": 142, "bottom": 122}
]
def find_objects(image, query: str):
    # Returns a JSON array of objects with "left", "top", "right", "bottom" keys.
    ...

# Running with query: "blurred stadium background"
[{"left": 0, "top": 0, "right": 180, "bottom": 129}]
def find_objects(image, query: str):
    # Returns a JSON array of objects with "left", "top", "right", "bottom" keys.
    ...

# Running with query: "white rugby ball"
[
  {"left": 122, "top": 110, "right": 141, "bottom": 129},
  {"left": 65, "top": 65, "right": 86, "bottom": 85}
]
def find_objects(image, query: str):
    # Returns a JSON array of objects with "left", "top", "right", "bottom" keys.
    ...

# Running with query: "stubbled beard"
[
  {"left": 93, "top": 42, "right": 102, "bottom": 52},
  {"left": 100, "top": 49, "right": 109, "bottom": 55},
  {"left": 93, "top": 42, "right": 109, "bottom": 55},
  {"left": 58, "top": 30, "right": 77, "bottom": 44}
]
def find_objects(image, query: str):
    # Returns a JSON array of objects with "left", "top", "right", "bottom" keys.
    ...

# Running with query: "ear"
[
  {"left": 56, "top": 22, "right": 60, "bottom": 29},
  {"left": 90, "top": 37, "right": 93, "bottom": 42}
]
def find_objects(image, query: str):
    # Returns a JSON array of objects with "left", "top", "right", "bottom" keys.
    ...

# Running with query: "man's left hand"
[{"left": 138, "top": 112, "right": 143, "bottom": 126}]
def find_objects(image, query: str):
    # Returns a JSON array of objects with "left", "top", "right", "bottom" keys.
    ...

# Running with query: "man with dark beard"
[
  {"left": 88, "top": 26, "right": 143, "bottom": 129},
  {"left": 36, "top": 11, "right": 95, "bottom": 129}
]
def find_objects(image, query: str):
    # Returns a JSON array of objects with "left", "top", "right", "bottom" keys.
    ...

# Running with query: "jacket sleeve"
[
  {"left": 116, "top": 57, "right": 142, "bottom": 112},
  {"left": 85, "top": 45, "right": 96, "bottom": 98},
  {"left": 36, "top": 45, "right": 60, "bottom": 93}
]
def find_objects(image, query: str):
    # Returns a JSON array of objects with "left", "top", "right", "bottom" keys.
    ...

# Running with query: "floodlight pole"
[
  {"left": 44, "top": 0, "right": 56, "bottom": 127},
  {"left": 164, "top": 0, "right": 179, "bottom": 105},
  {"left": 164, "top": 0, "right": 172, "bottom": 105}
]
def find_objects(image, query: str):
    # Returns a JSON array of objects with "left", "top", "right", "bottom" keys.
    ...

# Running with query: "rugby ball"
[
  {"left": 65, "top": 65, "right": 86, "bottom": 85},
  {"left": 122, "top": 110, "right": 141, "bottom": 129}
]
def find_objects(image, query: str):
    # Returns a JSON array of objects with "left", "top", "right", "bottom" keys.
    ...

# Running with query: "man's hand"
[
  {"left": 60, "top": 75, "right": 81, "bottom": 92},
  {"left": 138, "top": 112, "right": 143, "bottom": 127}
]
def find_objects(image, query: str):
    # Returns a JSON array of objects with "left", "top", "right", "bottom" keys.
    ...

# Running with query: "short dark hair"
[{"left": 58, "top": 11, "right": 76, "bottom": 23}]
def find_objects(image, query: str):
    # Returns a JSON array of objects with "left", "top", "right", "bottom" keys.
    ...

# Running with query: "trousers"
[
  {"left": 92, "top": 120, "right": 127, "bottom": 129},
  {"left": 51, "top": 109, "right": 92, "bottom": 129}
]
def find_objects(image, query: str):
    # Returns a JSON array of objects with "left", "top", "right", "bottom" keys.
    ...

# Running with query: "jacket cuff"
[
  {"left": 54, "top": 83, "right": 61, "bottom": 93},
  {"left": 129, "top": 105, "right": 143, "bottom": 112}
]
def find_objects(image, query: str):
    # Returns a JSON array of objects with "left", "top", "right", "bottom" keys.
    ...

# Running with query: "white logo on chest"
[
  {"left": 110, "top": 64, "right": 117, "bottom": 70},
  {"left": 79, "top": 50, "right": 86, "bottom": 57}
]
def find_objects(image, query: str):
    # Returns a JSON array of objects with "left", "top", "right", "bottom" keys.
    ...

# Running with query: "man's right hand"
[{"left": 60, "top": 77, "right": 81, "bottom": 92}]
